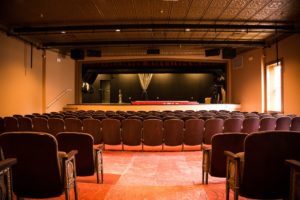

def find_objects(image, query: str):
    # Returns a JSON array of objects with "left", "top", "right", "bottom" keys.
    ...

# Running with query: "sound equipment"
[
  {"left": 147, "top": 49, "right": 160, "bottom": 55},
  {"left": 70, "top": 49, "right": 85, "bottom": 60},
  {"left": 205, "top": 48, "right": 220, "bottom": 57},
  {"left": 86, "top": 49, "right": 101, "bottom": 57},
  {"left": 222, "top": 48, "right": 236, "bottom": 59}
]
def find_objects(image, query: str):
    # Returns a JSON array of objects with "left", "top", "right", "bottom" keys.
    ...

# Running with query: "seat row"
[{"left": 1, "top": 116, "right": 300, "bottom": 150}]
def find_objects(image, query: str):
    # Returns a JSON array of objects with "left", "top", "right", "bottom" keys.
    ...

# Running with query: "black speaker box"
[
  {"left": 222, "top": 48, "right": 236, "bottom": 59},
  {"left": 86, "top": 49, "right": 101, "bottom": 57},
  {"left": 205, "top": 48, "right": 220, "bottom": 57},
  {"left": 147, "top": 49, "right": 160, "bottom": 54},
  {"left": 70, "top": 49, "right": 85, "bottom": 60}
]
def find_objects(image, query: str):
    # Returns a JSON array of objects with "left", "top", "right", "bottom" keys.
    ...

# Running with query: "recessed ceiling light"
[
  {"left": 61, "top": 31, "right": 66, "bottom": 34},
  {"left": 115, "top": 29, "right": 121, "bottom": 32},
  {"left": 160, "top": 10, "right": 164, "bottom": 14},
  {"left": 185, "top": 28, "right": 191, "bottom": 32}
]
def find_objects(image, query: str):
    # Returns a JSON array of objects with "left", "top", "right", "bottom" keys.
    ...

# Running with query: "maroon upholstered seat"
[
  {"left": 3, "top": 117, "right": 18, "bottom": 132},
  {"left": 64, "top": 118, "right": 82, "bottom": 132},
  {"left": 286, "top": 159, "right": 300, "bottom": 200},
  {"left": 223, "top": 118, "right": 243, "bottom": 133},
  {"left": 32, "top": 117, "right": 49, "bottom": 132},
  {"left": 83, "top": 118, "right": 102, "bottom": 144},
  {"left": 57, "top": 132, "right": 103, "bottom": 184},
  {"left": 276, "top": 116, "right": 291, "bottom": 130},
  {"left": 48, "top": 118, "right": 65, "bottom": 136},
  {"left": 121, "top": 119, "right": 142, "bottom": 149},
  {"left": 291, "top": 117, "right": 300, "bottom": 131},
  {"left": 225, "top": 131, "right": 300, "bottom": 200},
  {"left": 163, "top": 119, "right": 184, "bottom": 148},
  {"left": 102, "top": 118, "right": 121, "bottom": 147},
  {"left": 183, "top": 119, "right": 204, "bottom": 147},
  {"left": 0, "top": 158, "right": 17, "bottom": 200},
  {"left": 259, "top": 117, "right": 276, "bottom": 131},
  {"left": 241, "top": 117, "right": 259, "bottom": 134},
  {"left": 0, "top": 117, "right": 5, "bottom": 134},
  {"left": 0, "top": 132, "right": 78, "bottom": 200},
  {"left": 202, "top": 133, "right": 247, "bottom": 184},
  {"left": 203, "top": 118, "right": 224, "bottom": 144},
  {"left": 142, "top": 119, "right": 163, "bottom": 150},
  {"left": 18, "top": 117, "right": 33, "bottom": 131}
]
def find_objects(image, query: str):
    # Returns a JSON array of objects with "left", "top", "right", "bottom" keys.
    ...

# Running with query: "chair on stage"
[
  {"left": 3, "top": 117, "right": 18, "bottom": 132},
  {"left": 83, "top": 118, "right": 102, "bottom": 144},
  {"left": 32, "top": 117, "right": 49, "bottom": 132},
  {"left": 276, "top": 116, "right": 291, "bottom": 130},
  {"left": 18, "top": 117, "right": 33, "bottom": 131},
  {"left": 0, "top": 132, "right": 78, "bottom": 200},
  {"left": 223, "top": 118, "right": 243, "bottom": 133},
  {"left": 0, "top": 158, "right": 17, "bottom": 200},
  {"left": 48, "top": 118, "right": 65, "bottom": 136},
  {"left": 241, "top": 117, "right": 259, "bottom": 134},
  {"left": 224, "top": 131, "right": 300, "bottom": 200},
  {"left": 183, "top": 119, "right": 204, "bottom": 149},
  {"left": 286, "top": 159, "right": 300, "bottom": 200},
  {"left": 102, "top": 118, "right": 121, "bottom": 149},
  {"left": 121, "top": 119, "right": 142, "bottom": 150},
  {"left": 163, "top": 119, "right": 184, "bottom": 150},
  {"left": 142, "top": 119, "right": 164, "bottom": 150},
  {"left": 57, "top": 132, "right": 103, "bottom": 184},
  {"left": 202, "top": 133, "right": 247, "bottom": 184}
]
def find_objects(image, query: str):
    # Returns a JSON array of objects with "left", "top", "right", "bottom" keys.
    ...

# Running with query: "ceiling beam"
[
  {"left": 13, "top": 23, "right": 296, "bottom": 34},
  {"left": 42, "top": 39, "right": 266, "bottom": 48}
]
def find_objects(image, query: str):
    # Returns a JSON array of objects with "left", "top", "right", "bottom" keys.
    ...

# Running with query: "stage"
[{"left": 64, "top": 102, "right": 240, "bottom": 112}]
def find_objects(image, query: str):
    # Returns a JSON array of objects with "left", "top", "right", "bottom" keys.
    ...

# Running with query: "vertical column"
[{"left": 42, "top": 50, "right": 46, "bottom": 113}]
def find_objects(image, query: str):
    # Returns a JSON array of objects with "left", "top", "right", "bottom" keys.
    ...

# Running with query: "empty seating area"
[{"left": 1, "top": 110, "right": 299, "bottom": 151}]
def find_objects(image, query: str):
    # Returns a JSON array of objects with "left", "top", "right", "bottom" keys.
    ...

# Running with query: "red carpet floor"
[{"left": 26, "top": 146, "right": 250, "bottom": 200}]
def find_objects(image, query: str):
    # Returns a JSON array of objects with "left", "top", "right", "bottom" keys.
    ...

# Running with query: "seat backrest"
[
  {"left": 163, "top": 119, "right": 184, "bottom": 146},
  {"left": 259, "top": 117, "right": 276, "bottom": 131},
  {"left": 82, "top": 118, "right": 102, "bottom": 144},
  {"left": 241, "top": 117, "right": 260, "bottom": 134},
  {"left": 142, "top": 119, "right": 163, "bottom": 146},
  {"left": 0, "top": 117, "right": 4, "bottom": 134},
  {"left": 102, "top": 119, "right": 121, "bottom": 145},
  {"left": 0, "top": 132, "right": 63, "bottom": 198},
  {"left": 203, "top": 118, "right": 224, "bottom": 144},
  {"left": 64, "top": 118, "right": 82, "bottom": 132},
  {"left": 210, "top": 133, "right": 247, "bottom": 177},
  {"left": 291, "top": 117, "right": 300, "bottom": 131},
  {"left": 241, "top": 131, "right": 300, "bottom": 199},
  {"left": 4, "top": 117, "right": 19, "bottom": 131},
  {"left": 32, "top": 117, "right": 49, "bottom": 132},
  {"left": 276, "top": 116, "right": 291, "bottom": 130},
  {"left": 121, "top": 119, "right": 142, "bottom": 146},
  {"left": 48, "top": 118, "right": 65, "bottom": 136},
  {"left": 184, "top": 119, "right": 204, "bottom": 145},
  {"left": 56, "top": 132, "right": 94, "bottom": 176},
  {"left": 18, "top": 117, "right": 33, "bottom": 131},
  {"left": 223, "top": 118, "right": 243, "bottom": 133}
]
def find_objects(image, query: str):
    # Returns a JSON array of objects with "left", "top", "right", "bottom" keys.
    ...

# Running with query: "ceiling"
[{"left": 0, "top": 0, "right": 299, "bottom": 56}]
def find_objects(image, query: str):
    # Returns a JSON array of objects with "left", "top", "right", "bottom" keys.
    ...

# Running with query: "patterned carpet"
[{"left": 26, "top": 146, "right": 249, "bottom": 200}]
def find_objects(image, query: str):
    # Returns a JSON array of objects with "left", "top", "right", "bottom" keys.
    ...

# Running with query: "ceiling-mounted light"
[
  {"left": 160, "top": 10, "right": 164, "bottom": 14},
  {"left": 61, "top": 31, "right": 66, "bottom": 34},
  {"left": 185, "top": 28, "right": 191, "bottom": 32},
  {"left": 115, "top": 29, "right": 121, "bottom": 32}
]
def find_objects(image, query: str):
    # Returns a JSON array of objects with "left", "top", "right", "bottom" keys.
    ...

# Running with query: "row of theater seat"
[{"left": 1, "top": 116, "right": 300, "bottom": 150}]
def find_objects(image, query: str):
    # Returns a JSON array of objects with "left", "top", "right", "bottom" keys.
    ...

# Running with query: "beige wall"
[
  {"left": 0, "top": 32, "right": 75, "bottom": 117},
  {"left": 231, "top": 34, "right": 300, "bottom": 115}
]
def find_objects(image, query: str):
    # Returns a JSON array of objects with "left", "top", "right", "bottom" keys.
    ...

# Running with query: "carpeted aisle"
[{"left": 27, "top": 149, "right": 249, "bottom": 200}]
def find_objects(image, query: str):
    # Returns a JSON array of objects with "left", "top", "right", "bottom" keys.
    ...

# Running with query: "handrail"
[{"left": 46, "top": 89, "right": 72, "bottom": 110}]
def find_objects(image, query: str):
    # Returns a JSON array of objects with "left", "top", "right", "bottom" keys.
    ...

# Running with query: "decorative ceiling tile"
[
  {"left": 229, "top": 0, "right": 252, "bottom": 8},
  {"left": 251, "top": 8, "right": 275, "bottom": 20},
  {"left": 235, "top": 9, "right": 257, "bottom": 19},
  {"left": 219, "top": 8, "right": 241, "bottom": 20},
  {"left": 266, "top": 0, "right": 285, "bottom": 9}
]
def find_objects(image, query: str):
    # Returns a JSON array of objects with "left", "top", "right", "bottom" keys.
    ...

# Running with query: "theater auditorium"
[{"left": 0, "top": 0, "right": 300, "bottom": 199}]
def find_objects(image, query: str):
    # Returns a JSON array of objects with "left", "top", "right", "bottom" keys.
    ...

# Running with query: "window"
[{"left": 265, "top": 61, "right": 282, "bottom": 112}]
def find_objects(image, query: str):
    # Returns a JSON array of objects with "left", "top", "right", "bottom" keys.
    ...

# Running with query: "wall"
[
  {"left": 0, "top": 33, "right": 43, "bottom": 116},
  {"left": 231, "top": 34, "right": 300, "bottom": 115},
  {"left": 45, "top": 51, "right": 75, "bottom": 112},
  {"left": 0, "top": 32, "right": 75, "bottom": 116}
]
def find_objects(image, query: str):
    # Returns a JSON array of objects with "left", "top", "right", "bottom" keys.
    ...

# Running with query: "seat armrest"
[
  {"left": 224, "top": 151, "right": 240, "bottom": 160},
  {"left": 202, "top": 145, "right": 212, "bottom": 152},
  {"left": 0, "top": 158, "right": 17, "bottom": 171},
  {"left": 286, "top": 159, "right": 300, "bottom": 170},
  {"left": 93, "top": 144, "right": 104, "bottom": 152}
]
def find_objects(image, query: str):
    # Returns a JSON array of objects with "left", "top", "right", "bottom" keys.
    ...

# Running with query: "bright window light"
[{"left": 266, "top": 61, "right": 282, "bottom": 112}]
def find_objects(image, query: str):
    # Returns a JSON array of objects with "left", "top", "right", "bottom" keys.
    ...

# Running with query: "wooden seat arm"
[
  {"left": 93, "top": 144, "right": 104, "bottom": 152},
  {"left": 0, "top": 158, "right": 17, "bottom": 171},
  {"left": 224, "top": 151, "right": 240, "bottom": 161},
  {"left": 286, "top": 159, "right": 300, "bottom": 170},
  {"left": 202, "top": 145, "right": 212, "bottom": 152}
]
